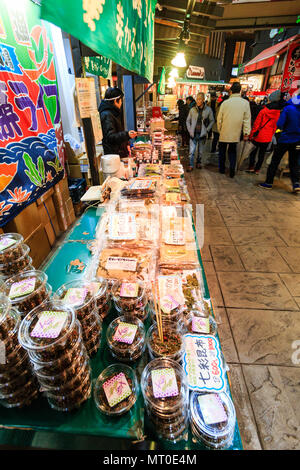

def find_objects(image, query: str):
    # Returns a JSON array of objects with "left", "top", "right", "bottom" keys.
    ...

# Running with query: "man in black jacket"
[{"left": 99, "top": 87, "right": 137, "bottom": 158}]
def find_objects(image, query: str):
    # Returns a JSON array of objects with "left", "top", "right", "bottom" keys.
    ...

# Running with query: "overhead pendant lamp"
[{"left": 171, "top": 52, "right": 186, "bottom": 68}]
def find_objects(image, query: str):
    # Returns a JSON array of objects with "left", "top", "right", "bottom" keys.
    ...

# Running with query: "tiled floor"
[{"left": 183, "top": 144, "right": 300, "bottom": 450}]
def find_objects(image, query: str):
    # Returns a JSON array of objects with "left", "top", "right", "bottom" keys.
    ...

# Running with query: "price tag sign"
[
  {"left": 151, "top": 368, "right": 179, "bottom": 399},
  {"left": 31, "top": 311, "right": 68, "bottom": 339},
  {"left": 0, "top": 238, "right": 16, "bottom": 252},
  {"left": 9, "top": 277, "right": 36, "bottom": 299},
  {"left": 183, "top": 334, "right": 226, "bottom": 393},
  {"left": 106, "top": 257, "right": 137, "bottom": 272},
  {"left": 109, "top": 213, "right": 136, "bottom": 240}
]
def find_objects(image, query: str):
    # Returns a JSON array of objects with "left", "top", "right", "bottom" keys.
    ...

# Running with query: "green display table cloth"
[{"left": 0, "top": 205, "right": 243, "bottom": 450}]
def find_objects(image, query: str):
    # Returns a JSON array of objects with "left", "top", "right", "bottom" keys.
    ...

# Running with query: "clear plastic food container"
[
  {"left": 45, "top": 372, "right": 91, "bottom": 412},
  {"left": 0, "top": 376, "right": 39, "bottom": 408},
  {"left": 0, "top": 367, "right": 35, "bottom": 395},
  {"left": 86, "top": 278, "right": 111, "bottom": 319},
  {"left": 81, "top": 313, "right": 102, "bottom": 357},
  {"left": 2, "top": 270, "right": 49, "bottom": 318},
  {"left": 29, "top": 337, "right": 85, "bottom": 377},
  {"left": 112, "top": 279, "right": 148, "bottom": 313},
  {"left": 18, "top": 300, "right": 81, "bottom": 362},
  {"left": 0, "top": 244, "right": 32, "bottom": 278},
  {"left": 141, "top": 357, "right": 189, "bottom": 415},
  {"left": 184, "top": 311, "right": 218, "bottom": 336},
  {"left": 39, "top": 360, "right": 91, "bottom": 394},
  {"left": 146, "top": 321, "right": 184, "bottom": 362},
  {"left": 0, "top": 294, "right": 19, "bottom": 340},
  {"left": 81, "top": 311, "right": 102, "bottom": 342},
  {"left": 0, "top": 233, "right": 24, "bottom": 264},
  {"left": 93, "top": 363, "right": 138, "bottom": 416},
  {"left": 150, "top": 303, "right": 185, "bottom": 326},
  {"left": 0, "top": 351, "right": 30, "bottom": 384},
  {"left": 106, "top": 316, "right": 146, "bottom": 362},
  {"left": 55, "top": 280, "right": 97, "bottom": 322},
  {"left": 190, "top": 391, "right": 236, "bottom": 449}
]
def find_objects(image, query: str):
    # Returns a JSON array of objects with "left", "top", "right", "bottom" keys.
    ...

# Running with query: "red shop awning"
[{"left": 243, "top": 35, "right": 299, "bottom": 73}]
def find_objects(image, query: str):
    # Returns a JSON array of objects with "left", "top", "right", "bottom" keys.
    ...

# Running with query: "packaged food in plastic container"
[
  {"left": 1, "top": 270, "right": 50, "bottom": 318},
  {"left": 81, "top": 313, "right": 102, "bottom": 357},
  {"left": 0, "top": 244, "right": 33, "bottom": 279},
  {"left": 146, "top": 321, "right": 184, "bottom": 363},
  {"left": 111, "top": 279, "right": 148, "bottom": 314},
  {"left": 93, "top": 363, "right": 138, "bottom": 416},
  {"left": 101, "top": 211, "right": 159, "bottom": 249},
  {"left": 29, "top": 338, "right": 85, "bottom": 377},
  {"left": 190, "top": 391, "right": 236, "bottom": 449},
  {"left": 141, "top": 358, "right": 189, "bottom": 443},
  {"left": 106, "top": 316, "right": 146, "bottom": 362},
  {"left": 39, "top": 360, "right": 91, "bottom": 394},
  {"left": 45, "top": 372, "right": 92, "bottom": 412},
  {"left": 0, "top": 294, "right": 39, "bottom": 408},
  {"left": 184, "top": 311, "right": 218, "bottom": 336},
  {"left": 54, "top": 280, "right": 96, "bottom": 323},
  {"left": 0, "top": 233, "right": 24, "bottom": 264},
  {"left": 0, "top": 376, "right": 39, "bottom": 408},
  {"left": 86, "top": 278, "right": 111, "bottom": 319},
  {"left": 18, "top": 300, "right": 81, "bottom": 363},
  {"left": 96, "top": 246, "right": 156, "bottom": 283}
]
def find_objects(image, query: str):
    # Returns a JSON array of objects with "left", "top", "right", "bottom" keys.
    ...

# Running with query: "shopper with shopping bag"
[
  {"left": 245, "top": 90, "right": 282, "bottom": 175},
  {"left": 259, "top": 95, "right": 300, "bottom": 193}
]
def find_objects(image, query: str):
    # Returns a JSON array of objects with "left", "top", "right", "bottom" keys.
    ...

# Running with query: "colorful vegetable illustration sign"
[{"left": 0, "top": 0, "right": 64, "bottom": 226}]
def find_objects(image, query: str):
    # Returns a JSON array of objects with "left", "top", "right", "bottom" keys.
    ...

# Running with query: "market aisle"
[{"left": 182, "top": 146, "right": 300, "bottom": 451}]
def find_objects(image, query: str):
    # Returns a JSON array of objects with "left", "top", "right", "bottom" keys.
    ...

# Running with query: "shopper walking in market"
[
  {"left": 99, "top": 87, "right": 137, "bottom": 158},
  {"left": 210, "top": 94, "right": 229, "bottom": 154},
  {"left": 217, "top": 82, "right": 251, "bottom": 178},
  {"left": 176, "top": 99, "right": 190, "bottom": 147},
  {"left": 186, "top": 92, "right": 214, "bottom": 171},
  {"left": 186, "top": 95, "right": 196, "bottom": 110},
  {"left": 245, "top": 90, "right": 282, "bottom": 175},
  {"left": 259, "top": 94, "right": 300, "bottom": 193}
]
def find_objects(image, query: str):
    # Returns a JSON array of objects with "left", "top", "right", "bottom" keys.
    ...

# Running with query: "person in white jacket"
[{"left": 217, "top": 82, "right": 251, "bottom": 177}]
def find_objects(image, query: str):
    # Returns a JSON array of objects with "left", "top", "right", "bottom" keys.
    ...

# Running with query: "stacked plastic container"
[
  {"left": 111, "top": 279, "right": 149, "bottom": 322},
  {"left": 141, "top": 358, "right": 189, "bottom": 443},
  {"left": 0, "top": 293, "right": 39, "bottom": 408},
  {"left": 0, "top": 233, "right": 33, "bottom": 282},
  {"left": 190, "top": 391, "right": 236, "bottom": 449},
  {"left": 18, "top": 300, "right": 91, "bottom": 412},
  {"left": 106, "top": 315, "right": 146, "bottom": 363},
  {"left": 1, "top": 270, "right": 52, "bottom": 319},
  {"left": 54, "top": 280, "right": 102, "bottom": 357}
]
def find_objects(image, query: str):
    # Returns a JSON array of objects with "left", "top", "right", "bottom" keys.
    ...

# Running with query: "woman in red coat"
[{"left": 246, "top": 90, "right": 284, "bottom": 174}]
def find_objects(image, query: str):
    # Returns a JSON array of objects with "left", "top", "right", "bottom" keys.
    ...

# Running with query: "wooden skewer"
[
  {"left": 155, "top": 281, "right": 164, "bottom": 344},
  {"left": 152, "top": 283, "right": 163, "bottom": 343}
]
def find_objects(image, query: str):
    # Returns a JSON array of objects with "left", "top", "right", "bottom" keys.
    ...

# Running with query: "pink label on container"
[
  {"left": 113, "top": 322, "right": 137, "bottom": 344},
  {"left": 151, "top": 368, "right": 179, "bottom": 398},
  {"left": 120, "top": 282, "right": 139, "bottom": 298},
  {"left": 103, "top": 372, "right": 132, "bottom": 408},
  {"left": 9, "top": 278, "right": 36, "bottom": 299},
  {"left": 192, "top": 316, "right": 210, "bottom": 334},
  {"left": 63, "top": 288, "right": 87, "bottom": 307},
  {"left": 30, "top": 311, "right": 68, "bottom": 339},
  {"left": 160, "top": 295, "right": 179, "bottom": 314},
  {"left": 197, "top": 393, "right": 227, "bottom": 425}
]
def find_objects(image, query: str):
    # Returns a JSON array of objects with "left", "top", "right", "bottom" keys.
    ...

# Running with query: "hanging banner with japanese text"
[
  {"left": 0, "top": 0, "right": 64, "bottom": 227},
  {"left": 84, "top": 55, "right": 111, "bottom": 79},
  {"left": 41, "top": 0, "right": 157, "bottom": 82},
  {"left": 281, "top": 39, "right": 300, "bottom": 101}
]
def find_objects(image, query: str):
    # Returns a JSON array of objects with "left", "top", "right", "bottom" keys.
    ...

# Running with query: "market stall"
[{"left": 0, "top": 130, "right": 243, "bottom": 451}]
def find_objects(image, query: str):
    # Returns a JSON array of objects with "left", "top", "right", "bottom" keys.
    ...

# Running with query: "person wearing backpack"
[{"left": 246, "top": 90, "right": 282, "bottom": 175}]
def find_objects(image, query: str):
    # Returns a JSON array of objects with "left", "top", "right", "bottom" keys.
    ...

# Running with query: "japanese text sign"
[{"left": 183, "top": 334, "right": 227, "bottom": 393}]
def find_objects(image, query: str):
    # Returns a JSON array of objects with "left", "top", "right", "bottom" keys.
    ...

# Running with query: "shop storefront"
[{"left": 238, "top": 34, "right": 300, "bottom": 97}]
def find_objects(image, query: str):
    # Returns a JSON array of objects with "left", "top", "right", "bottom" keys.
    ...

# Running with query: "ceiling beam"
[
  {"left": 155, "top": 19, "right": 210, "bottom": 37},
  {"left": 158, "top": 0, "right": 224, "bottom": 18},
  {"left": 215, "top": 15, "right": 299, "bottom": 31},
  {"left": 156, "top": 8, "right": 216, "bottom": 29}
]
